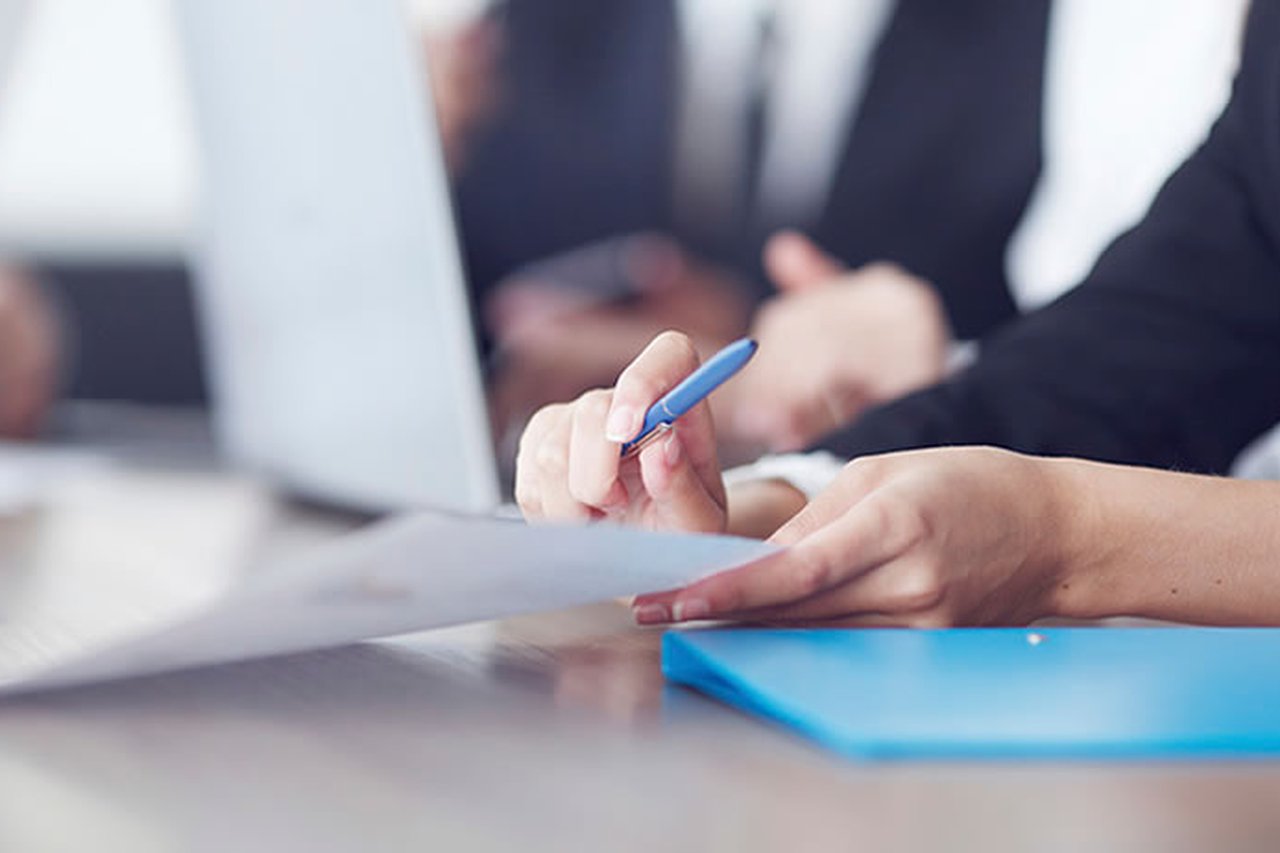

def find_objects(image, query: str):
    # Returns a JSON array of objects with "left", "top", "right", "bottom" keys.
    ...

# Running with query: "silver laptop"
[
  {"left": 0, "top": 2, "right": 28, "bottom": 90},
  {"left": 174, "top": 0, "right": 499, "bottom": 513}
]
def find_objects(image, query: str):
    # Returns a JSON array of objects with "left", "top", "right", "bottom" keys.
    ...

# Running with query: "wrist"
[
  {"left": 1023, "top": 457, "right": 1091, "bottom": 620},
  {"left": 1038, "top": 457, "right": 1119, "bottom": 620}
]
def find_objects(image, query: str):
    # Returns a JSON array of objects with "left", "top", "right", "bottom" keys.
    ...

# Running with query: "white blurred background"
[{"left": 0, "top": 0, "right": 486, "bottom": 262}]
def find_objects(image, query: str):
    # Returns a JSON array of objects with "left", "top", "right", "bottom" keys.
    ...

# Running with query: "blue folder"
[{"left": 662, "top": 627, "right": 1280, "bottom": 761}]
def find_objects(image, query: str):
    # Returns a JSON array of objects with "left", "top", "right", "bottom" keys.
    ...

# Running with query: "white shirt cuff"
[
  {"left": 723, "top": 344, "right": 976, "bottom": 501},
  {"left": 723, "top": 451, "right": 846, "bottom": 501}
]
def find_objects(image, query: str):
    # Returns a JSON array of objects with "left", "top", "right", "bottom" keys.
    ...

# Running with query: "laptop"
[
  {"left": 173, "top": 0, "right": 500, "bottom": 514},
  {"left": 0, "top": 1, "right": 29, "bottom": 91}
]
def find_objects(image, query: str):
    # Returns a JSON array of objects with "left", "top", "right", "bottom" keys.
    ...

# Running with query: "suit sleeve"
[{"left": 821, "top": 13, "right": 1280, "bottom": 474}]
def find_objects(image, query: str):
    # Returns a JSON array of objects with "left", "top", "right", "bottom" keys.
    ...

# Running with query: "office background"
[{"left": 0, "top": 0, "right": 485, "bottom": 404}]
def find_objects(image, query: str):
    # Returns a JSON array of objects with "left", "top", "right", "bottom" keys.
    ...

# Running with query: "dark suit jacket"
[
  {"left": 823, "top": 0, "right": 1280, "bottom": 475},
  {"left": 41, "top": 263, "right": 207, "bottom": 405},
  {"left": 454, "top": 0, "right": 1051, "bottom": 340}
]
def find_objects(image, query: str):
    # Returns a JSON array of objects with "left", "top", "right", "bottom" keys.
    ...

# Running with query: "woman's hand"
[
  {"left": 717, "top": 232, "right": 950, "bottom": 453},
  {"left": 515, "top": 331, "right": 729, "bottom": 534},
  {"left": 519, "top": 328, "right": 1280, "bottom": 630},
  {"left": 632, "top": 447, "right": 1077, "bottom": 626}
]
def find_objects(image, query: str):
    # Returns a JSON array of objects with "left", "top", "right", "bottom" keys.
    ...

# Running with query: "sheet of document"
[
  {"left": 0, "top": 511, "right": 775, "bottom": 694},
  {"left": 0, "top": 442, "right": 114, "bottom": 516}
]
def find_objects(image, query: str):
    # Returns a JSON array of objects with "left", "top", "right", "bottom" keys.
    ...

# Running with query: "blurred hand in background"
[
  {"left": 488, "top": 234, "right": 751, "bottom": 441},
  {"left": 715, "top": 232, "right": 951, "bottom": 453},
  {"left": 0, "top": 265, "right": 60, "bottom": 439}
]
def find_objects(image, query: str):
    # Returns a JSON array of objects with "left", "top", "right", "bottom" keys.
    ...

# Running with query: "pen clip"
[{"left": 620, "top": 422, "right": 673, "bottom": 460}]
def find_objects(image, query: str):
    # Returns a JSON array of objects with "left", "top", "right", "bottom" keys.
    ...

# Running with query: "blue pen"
[{"left": 620, "top": 337, "right": 758, "bottom": 458}]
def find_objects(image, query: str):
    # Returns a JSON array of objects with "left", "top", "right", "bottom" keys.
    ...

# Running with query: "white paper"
[
  {"left": 0, "top": 443, "right": 114, "bottom": 516},
  {"left": 0, "top": 511, "right": 775, "bottom": 694}
]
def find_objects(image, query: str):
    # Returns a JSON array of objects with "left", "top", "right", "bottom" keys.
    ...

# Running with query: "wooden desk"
[{"left": 0, "top": 463, "right": 1278, "bottom": 852}]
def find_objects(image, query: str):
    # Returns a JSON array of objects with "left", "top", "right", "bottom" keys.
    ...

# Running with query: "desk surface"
[{"left": 1, "top": 460, "right": 1279, "bottom": 852}]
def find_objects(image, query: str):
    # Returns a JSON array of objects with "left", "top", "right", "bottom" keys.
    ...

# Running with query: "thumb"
[{"left": 764, "top": 231, "right": 845, "bottom": 295}]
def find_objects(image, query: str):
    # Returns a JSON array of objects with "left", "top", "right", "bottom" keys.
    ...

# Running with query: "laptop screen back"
[{"left": 175, "top": 0, "right": 498, "bottom": 512}]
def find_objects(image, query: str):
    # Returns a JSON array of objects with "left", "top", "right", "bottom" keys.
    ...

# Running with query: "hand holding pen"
[{"left": 515, "top": 332, "right": 756, "bottom": 534}]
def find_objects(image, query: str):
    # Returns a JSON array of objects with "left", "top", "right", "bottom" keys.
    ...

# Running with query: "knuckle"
[
  {"left": 791, "top": 552, "right": 833, "bottom": 597},
  {"left": 865, "top": 489, "right": 932, "bottom": 555},
  {"left": 577, "top": 388, "right": 613, "bottom": 415},
  {"left": 534, "top": 440, "right": 568, "bottom": 479},
  {"left": 520, "top": 404, "right": 565, "bottom": 451},
  {"left": 570, "top": 389, "right": 614, "bottom": 436},
  {"left": 773, "top": 502, "right": 826, "bottom": 543},
  {"left": 519, "top": 411, "right": 566, "bottom": 468},
  {"left": 891, "top": 564, "right": 946, "bottom": 612}
]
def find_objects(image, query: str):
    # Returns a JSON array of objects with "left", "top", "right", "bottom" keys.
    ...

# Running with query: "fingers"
[
  {"left": 516, "top": 403, "right": 587, "bottom": 522},
  {"left": 568, "top": 389, "right": 627, "bottom": 511},
  {"left": 767, "top": 456, "right": 888, "bottom": 546},
  {"left": 630, "top": 519, "right": 897, "bottom": 624},
  {"left": 636, "top": 429, "right": 725, "bottom": 532},
  {"left": 613, "top": 332, "right": 727, "bottom": 515},
  {"left": 662, "top": 389, "right": 724, "bottom": 506},
  {"left": 727, "top": 341, "right": 837, "bottom": 450},
  {"left": 606, "top": 330, "right": 702, "bottom": 442},
  {"left": 516, "top": 391, "right": 631, "bottom": 522},
  {"left": 718, "top": 555, "right": 945, "bottom": 625},
  {"left": 633, "top": 471, "right": 924, "bottom": 623},
  {"left": 516, "top": 330, "right": 729, "bottom": 532},
  {"left": 763, "top": 231, "right": 844, "bottom": 294},
  {"left": 749, "top": 612, "right": 955, "bottom": 629}
]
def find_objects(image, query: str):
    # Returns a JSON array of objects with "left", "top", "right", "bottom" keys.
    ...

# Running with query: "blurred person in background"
[
  {"left": 437, "top": 0, "right": 1055, "bottom": 452},
  {"left": 0, "top": 2, "right": 56, "bottom": 438},
  {"left": 432, "top": 0, "right": 1248, "bottom": 468},
  {"left": 0, "top": 0, "right": 207, "bottom": 422},
  {"left": 729, "top": 0, "right": 1252, "bottom": 471},
  {"left": 513, "top": 1, "right": 1280, "bottom": 630},
  {"left": 0, "top": 1, "right": 1249, "bottom": 469},
  {"left": 0, "top": 262, "right": 58, "bottom": 438}
]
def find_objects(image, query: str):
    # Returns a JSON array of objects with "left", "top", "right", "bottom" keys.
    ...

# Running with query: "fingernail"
[
  {"left": 663, "top": 431, "right": 682, "bottom": 467},
  {"left": 633, "top": 603, "right": 671, "bottom": 625},
  {"left": 672, "top": 599, "right": 711, "bottom": 622},
  {"left": 605, "top": 405, "right": 638, "bottom": 442}
]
